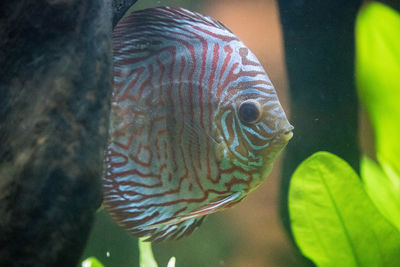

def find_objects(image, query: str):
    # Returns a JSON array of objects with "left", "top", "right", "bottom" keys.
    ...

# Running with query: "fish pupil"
[{"left": 238, "top": 101, "right": 260, "bottom": 124}]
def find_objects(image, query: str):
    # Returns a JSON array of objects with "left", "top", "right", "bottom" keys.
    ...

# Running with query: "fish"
[{"left": 104, "top": 6, "right": 293, "bottom": 242}]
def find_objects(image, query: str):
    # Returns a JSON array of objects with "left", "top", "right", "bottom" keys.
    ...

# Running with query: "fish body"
[{"left": 104, "top": 7, "right": 293, "bottom": 241}]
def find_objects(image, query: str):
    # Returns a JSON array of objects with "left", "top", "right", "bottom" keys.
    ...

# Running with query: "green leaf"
[
  {"left": 356, "top": 2, "right": 400, "bottom": 172},
  {"left": 362, "top": 156, "right": 400, "bottom": 230},
  {"left": 289, "top": 152, "right": 400, "bottom": 267},
  {"left": 81, "top": 257, "right": 104, "bottom": 267},
  {"left": 139, "top": 237, "right": 158, "bottom": 267}
]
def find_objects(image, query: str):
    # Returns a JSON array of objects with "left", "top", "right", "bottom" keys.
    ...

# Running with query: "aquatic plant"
[
  {"left": 288, "top": 2, "right": 400, "bottom": 266},
  {"left": 138, "top": 238, "right": 176, "bottom": 267},
  {"left": 356, "top": 2, "right": 400, "bottom": 230},
  {"left": 82, "top": 257, "right": 104, "bottom": 267},
  {"left": 289, "top": 152, "right": 400, "bottom": 266}
]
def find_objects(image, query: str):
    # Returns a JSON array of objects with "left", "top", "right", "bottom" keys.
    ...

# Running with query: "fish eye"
[{"left": 238, "top": 100, "right": 261, "bottom": 124}]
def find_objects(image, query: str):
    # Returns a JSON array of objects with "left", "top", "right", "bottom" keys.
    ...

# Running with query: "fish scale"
[{"left": 104, "top": 6, "right": 293, "bottom": 241}]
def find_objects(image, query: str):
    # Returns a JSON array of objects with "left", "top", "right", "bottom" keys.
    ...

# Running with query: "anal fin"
[
  {"left": 178, "top": 191, "right": 243, "bottom": 220},
  {"left": 144, "top": 192, "right": 243, "bottom": 230}
]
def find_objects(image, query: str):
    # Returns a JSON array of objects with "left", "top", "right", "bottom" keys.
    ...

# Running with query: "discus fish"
[{"left": 104, "top": 7, "right": 293, "bottom": 241}]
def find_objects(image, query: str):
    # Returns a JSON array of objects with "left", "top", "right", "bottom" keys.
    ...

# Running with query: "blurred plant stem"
[
  {"left": 138, "top": 238, "right": 176, "bottom": 267},
  {"left": 139, "top": 238, "right": 159, "bottom": 267}
]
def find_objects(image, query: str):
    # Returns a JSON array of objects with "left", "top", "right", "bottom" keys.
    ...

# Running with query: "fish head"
[{"left": 215, "top": 46, "right": 293, "bottom": 189}]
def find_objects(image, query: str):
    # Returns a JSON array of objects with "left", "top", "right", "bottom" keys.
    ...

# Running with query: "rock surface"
[{"left": 0, "top": 1, "right": 112, "bottom": 265}]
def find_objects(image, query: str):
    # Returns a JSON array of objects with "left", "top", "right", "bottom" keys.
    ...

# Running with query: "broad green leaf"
[
  {"left": 361, "top": 156, "right": 400, "bottom": 230},
  {"left": 356, "top": 2, "right": 400, "bottom": 172},
  {"left": 289, "top": 152, "right": 400, "bottom": 267},
  {"left": 139, "top": 238, "right": 158, "bottom": 267},
  {"left": 81, "top": 257, "right": 104, "bottom": 267}
]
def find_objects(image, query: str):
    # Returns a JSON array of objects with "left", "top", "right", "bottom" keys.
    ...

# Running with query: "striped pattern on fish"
[{"left": 104, "top": 7, "right": 293, "bottom": 241}]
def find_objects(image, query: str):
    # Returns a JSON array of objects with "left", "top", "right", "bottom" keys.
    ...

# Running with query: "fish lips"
[{"left": 270, "top": 124, "right": 294, "bottom": 148}]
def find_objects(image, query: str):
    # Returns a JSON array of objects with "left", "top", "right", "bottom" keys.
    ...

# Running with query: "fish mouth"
[
  {"left": 273, "top": 125, "right": 294, "bottom": 144},
  {"left": 281, "top": 128, "right": 294, "bottom": 142}
]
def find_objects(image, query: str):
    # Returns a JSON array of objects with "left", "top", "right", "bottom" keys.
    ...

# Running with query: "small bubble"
[{"left": 106, "top": 251, "right": 110, "bottom": 257}]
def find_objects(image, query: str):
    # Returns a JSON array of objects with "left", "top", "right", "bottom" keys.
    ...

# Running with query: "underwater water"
[
  {"left": 4, "top": 0, "right": 400, "bottom": 266},
  {"left": 78, "top": 0, "right": 399, "bottom": 266}
]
